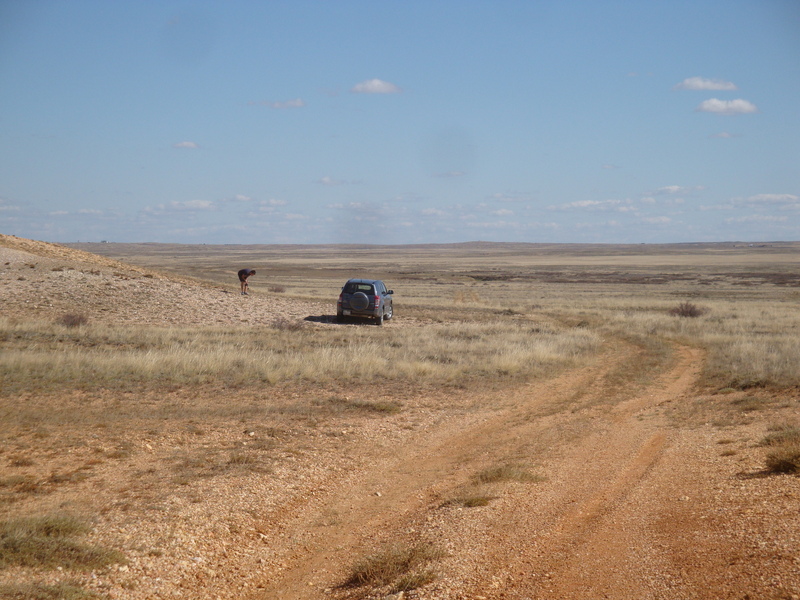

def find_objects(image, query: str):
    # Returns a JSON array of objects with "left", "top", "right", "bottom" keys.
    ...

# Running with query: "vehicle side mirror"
[{"left": 387, "top": 290, "right": 394, "bottom": 295}]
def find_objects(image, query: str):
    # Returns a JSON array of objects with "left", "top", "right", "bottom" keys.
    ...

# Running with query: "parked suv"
[{"left": 336, "top": 279, "right": 393, "bottom": 325}]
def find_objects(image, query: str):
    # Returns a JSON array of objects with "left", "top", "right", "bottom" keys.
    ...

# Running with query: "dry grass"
[
  {"left": 473, "top": 463, "right": 544, "bottom": 485},
  {"left": 56, "top": 313, "right": 89, "bottom": 328},
  {"left": 344, "top": 541, "right": 445, "bottom": 591},
  {"left": 668, "top": 301, "right": 706, "bottom": 318},
  {"left": 760, "top": 425, "right": 800, "bottom": 474},
  {"left": 0, "top": 514, "right": 125, "bottom": 570},
  {"left": 0, "top": 581, "right": 100, "bottom": 599},
  {"left": 52, "top": 240, "right": 800, "bottom": 392},
  {"left": 0, "top": 318, "right": 599, "bottom": 394}
]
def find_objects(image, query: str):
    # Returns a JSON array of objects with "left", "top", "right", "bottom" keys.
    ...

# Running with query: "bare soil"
[{"left": 1, "top": 235, "right": 798, "bottom": 600}]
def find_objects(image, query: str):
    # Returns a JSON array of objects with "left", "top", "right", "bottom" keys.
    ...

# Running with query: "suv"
[{"left": 336, "top": 279, "right": 394, "bottom": 325}]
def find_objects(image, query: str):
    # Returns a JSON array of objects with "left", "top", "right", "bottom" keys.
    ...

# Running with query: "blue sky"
[{"left": 1, "top": 1, "right": 799, "bottom": 245}]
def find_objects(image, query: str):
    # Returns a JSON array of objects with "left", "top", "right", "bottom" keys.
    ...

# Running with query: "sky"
[{"left": 1, "top": 1, "right": 799, "bottom": 245}]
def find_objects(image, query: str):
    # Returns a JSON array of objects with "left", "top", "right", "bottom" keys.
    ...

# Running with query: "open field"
[{"left": 1, "top": 234, "right": 799, "bottom": 599}]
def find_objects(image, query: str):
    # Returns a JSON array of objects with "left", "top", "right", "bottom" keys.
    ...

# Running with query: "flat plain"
[{"left": 1, "top": 234, "right": 799, "bottom": 600}]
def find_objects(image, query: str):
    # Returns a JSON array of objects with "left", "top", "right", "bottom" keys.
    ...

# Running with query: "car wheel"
[
  {"left": 336, "top": 313, "right": 345, "bottom": 323},
  {"left": 375, "top": 311, "right": 384, "bottom": 326},
  {"left": 384, "top": 303, "right": 393, "bottom": 320},
  {"left": 351, "top": 292, "right": 370, "bottom": 310}
]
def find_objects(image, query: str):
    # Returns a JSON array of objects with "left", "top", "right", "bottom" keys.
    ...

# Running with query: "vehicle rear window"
[{"left": 344, "top": 283, "right": 374, "bottom": 294}]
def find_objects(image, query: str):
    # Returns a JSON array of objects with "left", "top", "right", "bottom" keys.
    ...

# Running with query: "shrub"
[
  {"left": 271, "top": 317, "right": 304, "bottom": 331},
  {"left": 761, "top": 426, "right": 800, "bottom": 474},
  {"left": 57, "top": 313, "right": 89, "bottom": 328},
  {"left": 344, "top": 542, "right": 444, "bottom": 588},
  {"left": 765, "top": 446, "right": 800, "bottom": 473},
  {"left": 668, "top": 301, "right": 705, "bottom": 318}
]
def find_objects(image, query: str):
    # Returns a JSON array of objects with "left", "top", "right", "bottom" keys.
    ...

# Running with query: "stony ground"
[{"left": 1, "top": 234, "right": 798, "bottom": 600}]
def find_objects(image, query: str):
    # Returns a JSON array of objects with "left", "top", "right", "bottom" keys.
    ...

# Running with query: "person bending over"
[{"left": 238, "top": 269, "right": 255, "bottom": 295}]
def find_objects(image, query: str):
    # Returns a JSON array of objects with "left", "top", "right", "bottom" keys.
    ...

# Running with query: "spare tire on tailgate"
[{"left": 351, "top": 291, "right": 370, "bottom": 310}]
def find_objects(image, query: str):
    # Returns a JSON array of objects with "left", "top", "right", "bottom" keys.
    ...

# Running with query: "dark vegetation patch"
[
  {"left": 668, "top": 301, "right": 706, "bottom": 318},
  {"left": 343, "top": 542, "right": 445, "bottom": 591},
  {"left": 0, "top": 514, "right": 125, "bottom": 570}
]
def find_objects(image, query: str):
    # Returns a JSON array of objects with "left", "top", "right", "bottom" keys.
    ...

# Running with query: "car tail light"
[{"left": 374, "top": 295, "right": 380, "bottom": 305}]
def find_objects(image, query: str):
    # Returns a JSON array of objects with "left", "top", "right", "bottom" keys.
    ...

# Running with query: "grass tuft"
[
  {"left": 57, "top": 313, "right": 89, "bottom": 328},
  {"left": 344, "top": 542, "right": 444, "bottom": 589},
  {"left": 442, "top": 492, "right": 497, "bottom": 508},
  {"left": 668, "top": 301, "right": 705, "bottom": 318},
  {"left": 0, "top": 514, "right": 125, "bottom": 570},
  {"left": 0, "top": 581, "right": 99, "bottom": 599},
  {"left": 271, "top": 317, "right": 304, "bottom": 331},
  {"left": 760, "top": 426, "right": 800, "bottom": 474},
  {"left": 473, "top": 463, "right": 543, "bottom": 485}
]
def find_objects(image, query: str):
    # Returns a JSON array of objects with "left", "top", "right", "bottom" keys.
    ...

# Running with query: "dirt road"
[{"left": 246, "top": 339, "right": 797, "bottom": 600}]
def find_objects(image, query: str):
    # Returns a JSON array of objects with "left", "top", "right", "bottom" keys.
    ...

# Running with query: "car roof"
[{"left": 345, "top": 278, "right": 382, "bottom": 285}]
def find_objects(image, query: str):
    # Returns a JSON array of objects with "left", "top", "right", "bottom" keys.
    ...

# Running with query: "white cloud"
[
  {"left": 673, "top": 77, "right": 737, "bottom": 91},
  {"left": 262, "top": 198, "right": 287, "bottom": 206},
  {"left": 78, "top": 208, "right": 103, "bottom": 215},
  {"left": 220, "top": 194, "right": 253, "bottom": 203},
  {"left": 350, "top": 78, "right": 402, "bottom": 94},
  {"left": 172, "top": 141, "right": 199, "bottom": 149},
  {"left": 656, "top": 185, "right": 684, "bottom": 195},
  {"left": 548, "top": 199, "right": 623, "bottom": 211},
  {"left": 488, "top": 192, "right": 528, "bottom": 202},
  {"left": 492, "top": 208, "right": 514, "bottom": 216},
  {"left": 328, "top": 201, "right": 369, "bottom": 210},
  {"left": 421, "top": 207, "right": 446, "bottom": 216},
  {"left": 640, "top": 216, "right": 672, "bottom": 224},
  {"left": 695, "top": 99, "right": 758, "bottom": 115},
  {"left": 251, "top": 98, "right": 306, "bottom": 109},
  {"left": 171, "top": 200, "right": 213, "bottom": 210},
  {"left": 725, "top": 215, "right": 788, "bottom": 223},
  {"left": 711, "top": 131, "right": 738, "bottom": 139},
  {"left": 319, "top": 175, "right": 361, "bottom": 186},
  {"left": 653, "top": 185, "right": 705, "bottom": 195},
  {"left": 48, "top": 210, "right": 69, "bottom": 216},
  {"left": 744, "top": 193, "right": 799, "bottom": 205}
]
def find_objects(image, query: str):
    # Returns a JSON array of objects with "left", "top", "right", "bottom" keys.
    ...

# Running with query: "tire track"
[{"left": 247, "top": 341, "right": 697, "bottom": 599}]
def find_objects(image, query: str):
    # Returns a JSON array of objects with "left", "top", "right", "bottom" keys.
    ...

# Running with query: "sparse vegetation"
[
  {"left": 761, "top": 426, "right": 800, "bottom": 474},
  {"left": 473, "top": 463, "right": 543, "bottom": 485},
  {"left": 270, "top": 316, "right": 304, "bottom": 331},
  {"left": 57, "top": 313, "right": 89, "bottom": 328},
  {"left": 0, "top": 581, "right": 99, "bottom": 599},
  {"left": 0, "top": 515, "right": 125, "bottom": 570},
  {"left": 344, "top": 541, "right": 444, "bottom": 590},
  {"left": 442, "top": 490, "right": 497, "bottom": 508},
  {"left": 669, "top": 301, "right": 705, "bottom": 318}
]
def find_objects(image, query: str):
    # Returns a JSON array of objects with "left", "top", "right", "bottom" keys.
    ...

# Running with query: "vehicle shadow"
[{"left": 304, "top": 315, "right": 382, "bottom": 326}]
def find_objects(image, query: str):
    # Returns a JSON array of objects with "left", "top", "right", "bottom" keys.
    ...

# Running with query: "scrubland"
[{"left": 1, "top": 236, "right": 799, "bottom": 599}]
